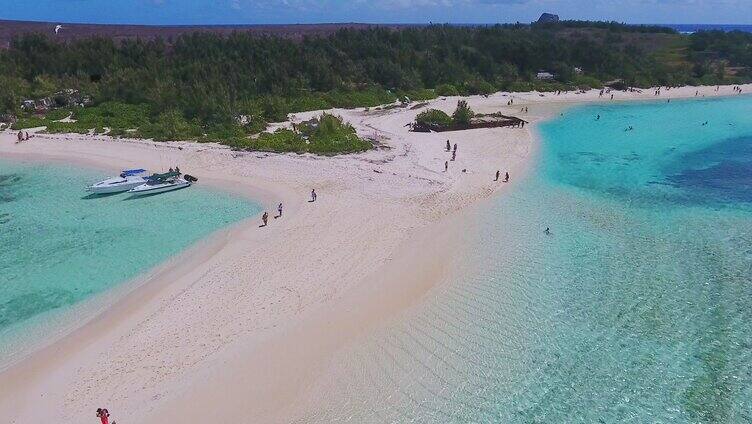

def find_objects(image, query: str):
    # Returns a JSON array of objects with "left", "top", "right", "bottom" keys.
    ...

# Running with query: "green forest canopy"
[{"left": 1, "top": 21, "right": 750, "bottom": 148}]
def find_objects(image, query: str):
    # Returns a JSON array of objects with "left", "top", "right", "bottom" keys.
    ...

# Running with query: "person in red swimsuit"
[{"left": 96, "top": 408, "right": 110, "bottom": 424}]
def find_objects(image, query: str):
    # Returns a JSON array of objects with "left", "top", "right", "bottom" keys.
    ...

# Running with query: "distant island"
[
  {"left": 1, "top": 20, "right": 750, "bottom": 153},
  {"left": 537, "top": 13, "right": 560, "bottom": 23}
]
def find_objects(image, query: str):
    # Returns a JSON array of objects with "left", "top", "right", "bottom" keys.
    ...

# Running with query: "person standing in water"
[
  {"left": 495, "top": 170, "right": 500, "bottom": 181},
  {"left": 310, "top": 189, "right": 317, "bottom": 202}
]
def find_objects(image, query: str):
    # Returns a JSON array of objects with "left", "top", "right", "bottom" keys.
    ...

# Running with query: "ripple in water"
[{"left": 294, "top": 96, "right": 752, "bottom": 423}]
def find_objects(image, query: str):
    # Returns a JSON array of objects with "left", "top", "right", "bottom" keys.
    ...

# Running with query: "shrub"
[
  {"left": 323, "top": 87, "right": 397, "bottom": 109},
  {"left": 139, "top": 110, "right": 202, "bottom": 141},
  {"left": 305, "top": 113, "right": 371, "bottom": 155},
  {"left": 245, "top": 129, "right": 307, "bottom": 153},
  {"left": 506, "top": 81, "right": 536, "bottom": 92},
  {"left": 399, "top": 88, "right": 437, "bottom": 102},
  {"left": 451, "top": 100, "right": 474, "bottom": 126},
  {"left": 464, "top": 79, "right": 495, "bottom": 95},
  {"left": 435, "top": 84, "right": 460, "bottom": 96},
  {"left": 415, "top": 109, "right": 452, "bottom": 127},
  {"left": 572, "top": 75, "right": 604, "bottom": 89},
  {"left": 45, "top": 108, "right": 73, "bottom": 120},
  {"left": 11, "top": 115, "right": 48, "bottom": 130},
  {"left": 240, "top": 114, "right": 371, "bottom": 155}
]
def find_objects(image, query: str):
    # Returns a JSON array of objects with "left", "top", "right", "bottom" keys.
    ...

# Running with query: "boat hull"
[
  {"left": 128, "top": 180, "right": 191, "bottom": 196},
  {"left": 87, "top": 177, "right": 147, "bottom": 194}
]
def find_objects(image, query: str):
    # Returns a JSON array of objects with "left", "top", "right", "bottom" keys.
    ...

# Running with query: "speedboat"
[
  {"left": 128, "top": 171, "right": 197, "bottom": 196},
  {"left": 87, "top": 169, "right": 149, "bottom": 194}
]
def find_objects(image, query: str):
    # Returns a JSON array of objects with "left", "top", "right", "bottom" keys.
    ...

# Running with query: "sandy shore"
[{"left": 0, "top": 83, "right": 748, "bottom": 423}]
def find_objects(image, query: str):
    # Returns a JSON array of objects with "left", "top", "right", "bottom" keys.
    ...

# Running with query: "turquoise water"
[
  {"left": 301, "top": 96, "right": 752, "bottom": 423},
  {"left": 0, "top": 161, "right": 260, "bottom": 363}
]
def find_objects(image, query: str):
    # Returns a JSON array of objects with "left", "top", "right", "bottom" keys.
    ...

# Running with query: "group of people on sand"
[
  {"left": 598, "top": 89, "right": 615, "bottom": 100},
  {"left": 733, "top": 86, "right": 744, "bottom": 94},
  {"left": 443, "top": 139, "right": 459, "bottom": 172},
  {"left": 495, "top": 170, "right": 510, "bottom": 183},
  {"left": 16, "top": 130, "right": 31, "bottom": 142},
  {"left": 260, "top": 189, "right": 316, "bottom": 227}
]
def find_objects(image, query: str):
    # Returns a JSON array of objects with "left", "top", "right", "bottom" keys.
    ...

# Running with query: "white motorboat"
[
  {"left": 87, "top": 169, "right": 149, "bottom": 194},
  {"left": 128, "top": 171, "right": 196, "bottom": 196}
]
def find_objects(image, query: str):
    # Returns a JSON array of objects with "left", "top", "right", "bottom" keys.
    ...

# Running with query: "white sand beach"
[{"left": 0, "top": 84, "right": 748, "bottom": 423}]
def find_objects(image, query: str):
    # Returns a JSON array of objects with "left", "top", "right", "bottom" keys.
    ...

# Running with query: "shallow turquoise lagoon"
[
  {"left": 306, "top": 96, "right": 752, "bottom": 423},
  {"left": 0, "top": 161, "right": 260, "bottom": 363}
]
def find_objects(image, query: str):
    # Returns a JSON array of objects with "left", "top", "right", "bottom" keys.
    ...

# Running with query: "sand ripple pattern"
[{"left": 291, "top": 184, "right": 752, "bottom": 423}]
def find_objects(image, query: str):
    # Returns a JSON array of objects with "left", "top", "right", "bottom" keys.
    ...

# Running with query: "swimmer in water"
[{"left": 544, "top": 227, "right": 551, "bottom": 235}]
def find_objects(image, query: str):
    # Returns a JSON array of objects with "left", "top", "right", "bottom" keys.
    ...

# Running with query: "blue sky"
[{"left": 1, "top": 0, "right": 750, "bottom": 25}]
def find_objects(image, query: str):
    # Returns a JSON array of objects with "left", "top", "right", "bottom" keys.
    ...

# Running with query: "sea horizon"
[{"left": 1, "top": 18, "right": 750, "bottom": 33}]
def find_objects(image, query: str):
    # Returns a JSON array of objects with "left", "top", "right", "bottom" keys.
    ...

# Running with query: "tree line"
[{"left": 1, "top": 22, "right": 750, "bottom": 143}]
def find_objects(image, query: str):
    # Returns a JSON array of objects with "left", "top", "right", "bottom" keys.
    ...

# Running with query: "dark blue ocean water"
[
  {"left": 665, "top": 135, "right": 752, "bottom": 203},
  {"left": 664, "top": 24, "right": 752, "bottom": 33}
]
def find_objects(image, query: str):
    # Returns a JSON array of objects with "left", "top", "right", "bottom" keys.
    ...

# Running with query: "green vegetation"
[
  {"left": 414, "top": 101, "right": 483, "bottom": 131},
  {"left": 1, "top": 22, "right": 750, "bottom": 152},
  {"left": 451, "top": 100, "right": 474, "bottom": 126},
  {"left": 415, "top": 109, "right": 452, "bottom": 128},
  {"left": 232, "top": 113, "right": 371, "bottom": 155},
  {"left": 436, "top": 84, "right": 460, "bottom": 96}
]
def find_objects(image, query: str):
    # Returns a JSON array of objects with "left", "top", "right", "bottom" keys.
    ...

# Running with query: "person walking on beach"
[
  {"left": 495, "top": 170, "right": 500, "bottom": 181},
  {"left": 24, "top": 131, "right": 29, "bottom": 140},
  {"left": 446, "top": 140, "right": 451, "bottom": 151},
  {"left": 96, "top": 408, "right": 110, "bottom": 424},
  {"left": 444, "top": 160, "right": 448, "bottom": 172},
  {"left": 261, "top": 211, "right": 268, "bottom": 227},
  {"left": 16, "top": 130, "right": 23, "bottom": 142},
  {"left": 310, "top": 189, "right": 317, "bottom": 202},
  {"left": 504, "top": 172, "right": 509, "bottom": 183},
  {"left": 451, "top": 151, "right": 456, "bottom": 161},
  {"left": 276, "top": 203, "right": 283, "bottom": 218}
]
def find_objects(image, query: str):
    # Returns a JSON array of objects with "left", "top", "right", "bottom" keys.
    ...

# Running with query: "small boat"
[
  {"left": 128, "top": 171, "right": 196, "bottom": 196},
  {"left": 87, "top": 169, "right": 149, "bottom": 194}
]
